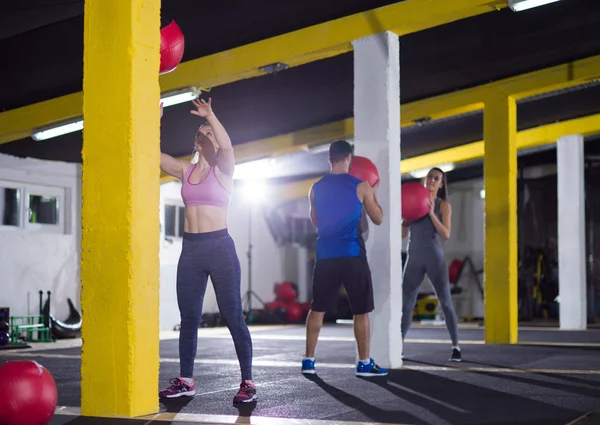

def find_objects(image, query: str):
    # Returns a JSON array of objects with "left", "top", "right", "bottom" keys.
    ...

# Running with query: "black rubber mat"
[{"left": 2, "top": 325, "right": 600, "bottom": 425}]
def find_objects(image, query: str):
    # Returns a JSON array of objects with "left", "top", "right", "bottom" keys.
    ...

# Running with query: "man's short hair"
[{"left": 329, "top": 140, "right": 354, "bottom": 163}]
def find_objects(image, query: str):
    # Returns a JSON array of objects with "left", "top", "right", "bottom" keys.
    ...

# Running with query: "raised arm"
[
  {"left": 358, "top": 181, "right": 383, "bottom": 225},
  {"left": 191, "top": 98, "right": 235, "bottom": 176},
  {"left": 159, "top": 102, "right": 187, "bottom": 180}
]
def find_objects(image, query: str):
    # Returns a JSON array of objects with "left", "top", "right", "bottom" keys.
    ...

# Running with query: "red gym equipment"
[
  {"left": 160, "top": 20, "right": 185, "bottom": 75},
  {"left": 401, "top": 182, "right": 430, "bottom": 222},
  {"left": 264, "top": 281, "right": 310, "bottom": 323},
  {"left": 0, "top": 360, "right": 57, "bottom": 425},
  {"left": 349, "top": 156, "right": 379, "bottom": 187}
]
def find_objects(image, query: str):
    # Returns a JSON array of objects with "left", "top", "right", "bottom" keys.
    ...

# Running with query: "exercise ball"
[
  {"left": 285, "top": 303, "right": 303, "bottom": 322},
  {"left": 0, "top": 360, "right": 57, "bottom": 425},
  {"left": 349, "top": 156, "right": 379, "bottom": 187},
  {"left": 401, "top": 182, "right": 430, "bottom": 222},
  {"left": 276, "top": 281, "right": 297, "bottom": 303},
  {"left": 160, "top": 20, "right": 185, "bottom": 75}
]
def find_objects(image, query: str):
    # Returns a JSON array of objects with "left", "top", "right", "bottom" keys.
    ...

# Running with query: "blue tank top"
[
  {"left": 407, "top": 198, "right": 443, "bottom": 251},
  {"left": 312, "top": 173, "right": 364, "bottom": 260}
]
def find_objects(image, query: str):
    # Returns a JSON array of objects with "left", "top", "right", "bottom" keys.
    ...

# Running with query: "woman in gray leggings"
[{"left": 401, "top": 167, "right": 461, "bottom": 362}]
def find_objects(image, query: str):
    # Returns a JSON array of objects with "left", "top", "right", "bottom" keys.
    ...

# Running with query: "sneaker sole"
[
  {"left": 355, "top": 372, "right": 388, "bottom": 377},
  {"left": 449, "top": 358, "right": 462, "bottom": 362},
  {"left": 162, "top": 390, "right": 196, "bottom": 398},
  {"left": 302, "top": 369, "right": 316, "bottom": 374},
  {"left": 234, "top": 394, "right": 258, "bottom": 403}
]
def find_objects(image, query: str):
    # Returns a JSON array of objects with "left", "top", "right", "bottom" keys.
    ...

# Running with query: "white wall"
[
  {"left": 443, "top": 178, "right": 485, "bottom": 319},
  {"left": 0, "top": 153, "right": 81, "bottom": 321},
  {"left": 158, "top": 180, "right": 286, "bottom": 331}
]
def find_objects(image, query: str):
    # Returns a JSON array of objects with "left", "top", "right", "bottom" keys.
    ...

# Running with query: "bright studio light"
[
  {"left": 508, "top": 0, "right": 561, "bottom": 12},
  {"left": 241, "top": 180, "right": 268, "bottom": 203},
  {"left": 233, "top": 158, "right": 281, "bottom": 181},
  {"left": 32, "top": 120, "right": 84, "bottom": 141},
  {"left": 409, "top": 163, "right": 455, "bottom": 180},
  {"left": 31, "top": 88, "right": 199, "bottom": 141}
]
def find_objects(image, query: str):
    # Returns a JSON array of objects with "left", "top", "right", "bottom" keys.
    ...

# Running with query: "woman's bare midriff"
[{"left": 184, "top": 204, "right": 228, "bottom": 233}]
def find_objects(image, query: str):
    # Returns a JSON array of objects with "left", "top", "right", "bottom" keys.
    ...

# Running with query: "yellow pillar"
[
  {"left": 81, "top": 0, "right": 161, "bottom": 417},
  {"left": 483, "top": 93, "right": 518, "bottom": 344}
]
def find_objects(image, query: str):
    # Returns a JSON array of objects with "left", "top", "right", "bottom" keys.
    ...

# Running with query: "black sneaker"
[{"left": 449, "top": 348, "right": 462, "bottom": 362}]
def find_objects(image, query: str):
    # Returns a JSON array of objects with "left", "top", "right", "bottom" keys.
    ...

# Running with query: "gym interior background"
[{"left": 1, "top": 1, "right": 600, "bottom": 424}]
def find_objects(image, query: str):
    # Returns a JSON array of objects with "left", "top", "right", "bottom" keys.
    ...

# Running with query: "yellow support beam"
[
  {"left": 80, "top": 0, "right": 160, "bottom": 418},
  {"left": 401, "top": 112, "right": 600, "bottom": 173},
  {"left": 483, "top": 93, "right": 518, "bottom": 345},
  {"left": 271, "top": 112, "right": 600, "bottom": 204},
  {"left": 0, "top": 0, "right": 505, "bottom": 145}
]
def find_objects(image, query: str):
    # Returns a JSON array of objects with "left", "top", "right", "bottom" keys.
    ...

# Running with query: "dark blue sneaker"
[
  {"left": 355, "top": 358, "right": 388, "bottom": 377},
  {"left": 301, "top": 357, "right": 316, "bottom": 374}
]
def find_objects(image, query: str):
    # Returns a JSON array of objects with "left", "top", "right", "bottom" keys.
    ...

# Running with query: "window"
[
  {"left": 0, "top": 180, "right": 66, "bottom": 234},
  {"left": 163, "top": 202, "right": 185, "bottom": 239},
  {"left": 0, "top": 185, "right": 20, "bottom": 229}
]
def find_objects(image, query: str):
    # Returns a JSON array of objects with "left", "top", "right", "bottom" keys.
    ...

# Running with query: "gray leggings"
[
  {"left": 177, "top": 229, "right": 253, "bottom": 380},
  {"left": 401, "top": 247, "right": 459, "bottom": 346}
]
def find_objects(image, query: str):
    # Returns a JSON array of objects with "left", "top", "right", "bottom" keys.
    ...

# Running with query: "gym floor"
[{"left": 1, "top": 323, "right": 600, "bottom": 425}]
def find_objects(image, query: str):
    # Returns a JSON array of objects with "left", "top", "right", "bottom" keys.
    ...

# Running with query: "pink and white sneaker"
[
  {"left": 233, "top": 381, "right": 257, "bottom": 403},
  {"left": 159, "top": 378, "right": 196, "bottom": 398}
]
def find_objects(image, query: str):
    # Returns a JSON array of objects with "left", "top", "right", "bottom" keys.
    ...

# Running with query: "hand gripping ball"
[
  {"left": 160, "top": 20, "right": 185, "bottom": 75},
  {"left": 401, "top": 182, "right": 430, "bottom": 222},
  {"left": 349, "top": 156, "right": 379, "bottom": 187}
]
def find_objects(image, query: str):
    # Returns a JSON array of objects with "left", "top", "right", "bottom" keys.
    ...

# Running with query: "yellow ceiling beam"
[
  {"left": 0, "top": 0, "right": 505, "bottom": 145},
  {"left": 267, "top": 112, "right": 600, "bottom": 204},
  {"left": 160, "top": 54, "right": 600, "bottom": 183},
  {"left": 402, "top": 55, "right": 600, "bottom": 124},
  {"left": 401, "top": 112, "right": 600, "bottom": 173}
]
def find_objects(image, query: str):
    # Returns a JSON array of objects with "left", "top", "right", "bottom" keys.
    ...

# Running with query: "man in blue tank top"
[{"left": 301, "top": 140, "right": 388, "bottom": 377}]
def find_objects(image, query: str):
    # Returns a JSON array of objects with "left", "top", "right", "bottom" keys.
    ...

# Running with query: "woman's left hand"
[{"left": 191, "top": 98, "right": 213, "bottom": 118}]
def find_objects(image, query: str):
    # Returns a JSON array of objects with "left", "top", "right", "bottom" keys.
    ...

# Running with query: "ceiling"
[{"left": 1, "top": 0, "right": 600, "bottom": 182}]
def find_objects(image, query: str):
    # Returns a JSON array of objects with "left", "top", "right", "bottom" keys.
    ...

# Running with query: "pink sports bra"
[{"left": 181, "top": 164, "right": 230, "bottom": 209}]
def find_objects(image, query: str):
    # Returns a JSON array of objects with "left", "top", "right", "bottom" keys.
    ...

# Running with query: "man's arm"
[
  {"left": 308, "top": 185, "right": 318, "bottom": 228},
  {"left": 360, "top": 181, "right": 384, "bottom": 225}
]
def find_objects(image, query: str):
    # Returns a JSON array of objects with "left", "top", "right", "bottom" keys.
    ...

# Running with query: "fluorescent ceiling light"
[
  {"left": 32, "top": 120, "right": 83, "bottom": 141},
  {"left": 31, "top": 88, "right": 200, "bottom": 141},
  {"left": 160, "top": 89, "right": 199, "bottom": 107},
  {"left": 508, "top": 0, "right": 561, "bottom": 12},
  {"left": 409, "top": 163, "right": 455, "bottom": 179}
]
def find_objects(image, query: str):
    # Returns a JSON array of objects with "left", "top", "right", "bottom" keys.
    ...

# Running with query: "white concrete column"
[
  {"left": 557, "top": 134, "right": 587, "bottom": 330},
  {"left": 352, "top": 31, "right": 403, "bottom": 368}
]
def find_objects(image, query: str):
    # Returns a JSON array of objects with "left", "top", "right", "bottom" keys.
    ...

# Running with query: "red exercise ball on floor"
[
  {"left": 0, "top": 360, "right": 57, "bottom": 425},
  {"left": 276, "top": 281, "right": 297, "bottom": 303},
  {"left": 286, "top": 303, "right": 303, "bottom": 322},
  {"left": 349, "top": 156, "right": 379, "bottom": 187},
  {"left": 401, "top": 182, "right": 430, "bottom": 222},
  {"left": 160, "top": 20, "right": 185, "bottom": 75}
]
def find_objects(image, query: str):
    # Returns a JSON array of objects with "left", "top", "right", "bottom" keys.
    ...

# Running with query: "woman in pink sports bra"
[{"left": 158, "top": 98, "right": 256, "bottom": 404}]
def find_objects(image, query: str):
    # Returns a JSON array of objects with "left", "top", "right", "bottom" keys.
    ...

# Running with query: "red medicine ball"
[
  {"left": 160, "top": 20, "right": 185, "bottom": 74},
  {"left": 0, "top": 360, "right": 58, "bottom": 425},
  {"left": 401, "top": 182, "right": 430, "bottom": 222},
  {"left": 349, "top": 156, "right": 379, "bottom": 187}
]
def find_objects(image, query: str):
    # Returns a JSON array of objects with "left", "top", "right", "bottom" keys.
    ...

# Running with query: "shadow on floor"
[
  {"left": 409, "top": 357, "right": 600, "bottom": 398},
  {"left": 304, "top": 374, "right": 425, "bottom": 425},
  {"left": 365, "top": 368, "right": 585, "bottom": 425}
]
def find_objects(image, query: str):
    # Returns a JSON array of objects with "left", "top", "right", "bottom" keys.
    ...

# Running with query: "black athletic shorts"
[{"left": 311, "top": 256, "right": 374, "bottom": 315}]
